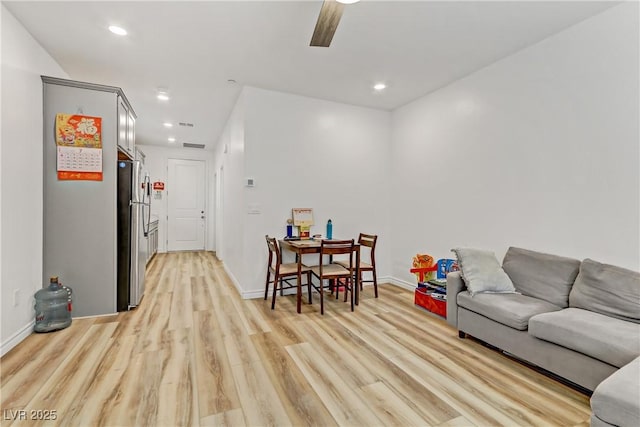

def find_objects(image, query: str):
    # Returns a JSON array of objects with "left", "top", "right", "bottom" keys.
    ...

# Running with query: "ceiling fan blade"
[{"left": 310, "top": 0, "right": 345, "bottom": 47}]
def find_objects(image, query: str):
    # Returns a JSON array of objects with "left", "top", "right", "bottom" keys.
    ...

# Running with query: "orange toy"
[{"left": 410, "top": 253, "right": 437, "bottom": 282}]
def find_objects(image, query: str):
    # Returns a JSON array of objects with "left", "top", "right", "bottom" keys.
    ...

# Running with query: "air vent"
[
  {"left": 178, "top": 122, "right": 194, "bottom": 127},
  {"left": 183, "top": 143, "right": 205, "bottom": 149}
]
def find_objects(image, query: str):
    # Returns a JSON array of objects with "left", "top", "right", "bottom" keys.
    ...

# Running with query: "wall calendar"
[{"left": 55, "top": 113, "right": 103, "bottom": 181}]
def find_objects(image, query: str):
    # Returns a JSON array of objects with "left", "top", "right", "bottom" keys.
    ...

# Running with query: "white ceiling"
[{"left": 4, "top": 1, "right": 616, "bottom": 150}]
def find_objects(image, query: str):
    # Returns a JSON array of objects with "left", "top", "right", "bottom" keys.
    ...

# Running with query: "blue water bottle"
[{"left": 326, "top": 219, "right": 333, "bottom": 240}]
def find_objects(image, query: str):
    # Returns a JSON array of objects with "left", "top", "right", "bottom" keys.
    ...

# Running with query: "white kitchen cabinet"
[
  {"left": 117, "top": 96, "right": 135, "bottom": 158},
  {"left": 147, "top": 220, "right": 159, "bottom": 264}
]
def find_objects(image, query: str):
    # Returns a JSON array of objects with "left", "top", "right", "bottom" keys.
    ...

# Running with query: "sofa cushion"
[
  {"left": 457, "top": 291, "right": 561, "bottom": 330},
  {"left": 451, "top": 248, "right": 516, "bottom": 296},
  {"left": 591, "top": 356, "right": 640, "bottom": 427},
  {"left": 529, "top": 308, "right": 640, "bottom": 368},
  {"left": 569, "top": 259, "right": 640, "bottom": 323},
  {"left": 502, "top": 247, "right": 580, "bottom": 308}
]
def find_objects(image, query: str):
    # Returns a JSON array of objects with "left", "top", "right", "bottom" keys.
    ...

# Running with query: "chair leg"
[
  {"left": 264, "top": 270, "right": 271, "bottom": 300},
  {"left": 320, "top": 278, "right": 324, "bottom": 315},
  {"left": 280, "top": 278, "right": 284, "bottom": 296},
  {"left": 360, "top": 271, "right": 363, "bottom": 291},
  {"left": 373, "top": 269, "right": 378, "bottom": 298},
  {"left": 350, "top": 277, "right": 355, "bottom": 312},
  {"left": 335, "top": 279, "right": 340, "bottom": 300},
  {"left": 307, "top": 271, "right": 312, "bottom": 304},
  {"left": 271, "top": 275, "right": 278, "bottom": 310},
  {"left": 343, "top": 279, "right": 348, "bottom": 303}
]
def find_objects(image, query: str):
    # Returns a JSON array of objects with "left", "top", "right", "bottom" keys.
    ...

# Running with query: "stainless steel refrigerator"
[
  {"left": 42, "top": 76, "right": 143, "bottom": 317},
  {"left": 117, "top": 155, "right": 151, "bottom": 311}
]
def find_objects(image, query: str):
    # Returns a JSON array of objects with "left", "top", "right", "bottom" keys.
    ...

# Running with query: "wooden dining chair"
[
  {"left": 336, "top": 233, "right": 378, "bottom": 297},
  {"left": 310, "top": 239, "right": 355, "bottom": 314},
  {"left": 264, "top": 235, "right": 312, "bottom": 310}
]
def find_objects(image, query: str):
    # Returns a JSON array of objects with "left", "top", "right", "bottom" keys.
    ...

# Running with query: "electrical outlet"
[{"left": 13, "top": 289, "right": 20, "bottom": 307}]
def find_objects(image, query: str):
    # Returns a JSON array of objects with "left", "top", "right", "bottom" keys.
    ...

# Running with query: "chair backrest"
[
  {"left": 320, "top": 239, "right": 354, "bottom": 270},
  {"left": 358, "top": 233, "right": 378, "bottom": 264},
  {"left": 265, "top": 235, "right": 281, "bottom": 270}
]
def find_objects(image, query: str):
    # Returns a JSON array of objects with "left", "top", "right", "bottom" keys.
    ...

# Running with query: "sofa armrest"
[{"left": 446, "top": 271, "right": 466, "bottom": 328}]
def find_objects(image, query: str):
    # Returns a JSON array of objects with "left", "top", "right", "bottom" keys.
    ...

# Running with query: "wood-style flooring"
[{"left": 0, "top": 251, "right": 591, "bottom": 426}]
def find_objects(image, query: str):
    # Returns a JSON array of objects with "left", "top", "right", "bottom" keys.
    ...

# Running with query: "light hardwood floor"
[{"left": 1, "top": 251, "right": 591, "bottom": 426}]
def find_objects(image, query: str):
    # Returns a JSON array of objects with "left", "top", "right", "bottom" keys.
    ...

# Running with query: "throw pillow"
[{"left": 451, "top": 247, "right": 517, "bottom": 296}]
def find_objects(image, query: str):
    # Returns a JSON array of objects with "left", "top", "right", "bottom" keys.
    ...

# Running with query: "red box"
[{"left": 414, "top": 287, "right": 446, "bottom": 318}]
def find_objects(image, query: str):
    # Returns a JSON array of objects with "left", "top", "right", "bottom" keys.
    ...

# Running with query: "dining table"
[{"left": 279, "top": 239, "right": 361, "bottom": 313}]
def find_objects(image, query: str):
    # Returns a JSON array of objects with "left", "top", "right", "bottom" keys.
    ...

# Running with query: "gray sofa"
[{"left": 447, "top": 247, "right": 640, "bottom": 426}]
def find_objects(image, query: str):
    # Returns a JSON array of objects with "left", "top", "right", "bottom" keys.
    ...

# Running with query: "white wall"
[
  {"left": 390, "top": 2, "right": 639, "bottom": 285},
  {"left": 137, "top": 145, "right": 215, "bottom": 253},
  {"left": 218, "top": 87, "right": 392, "bottom": 297},
  {"left": 212, "top": 91, "right": 246, "bottom": 291},
  {"left": 226, "top": 94, "right": 247, "bottom": 288},
  {"left": 1, "top": 5, "right": 68, "bottom": 355}
]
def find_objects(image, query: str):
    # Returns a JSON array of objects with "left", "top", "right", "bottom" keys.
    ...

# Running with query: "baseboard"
[
  {"left": 1, "top": 320, "right": 35, "bottom": 357},
  {"left": 385, "top": 276, "right": 416, "bottom": 291},
  {"left": 222, "top": 262, "right": 244, "bottom": 297},
  {"left": 242, "top": 276, "right": 414, "bottom": 299},
  {"left": 222, "top": 270, "right": 416, "bottom": 299},
  {"left": 243, "top": 284, "right": 299, "bottom": 300},
  {"left": 243, "top": 289, "right": 265, "bottom": 299},
  {"left": 222, "top": 264, "right": 301, "bottom": 300},
  {"left": 72, "top": 312, "right": 117, "bottom": 320}
]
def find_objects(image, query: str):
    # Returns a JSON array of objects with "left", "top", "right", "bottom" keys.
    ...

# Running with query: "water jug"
[
  {"left": 326, "top": 219, "right": 333, "bottom": 240},
  {"left": 34, "top": 276, "right": 72, "bottom": 333}
]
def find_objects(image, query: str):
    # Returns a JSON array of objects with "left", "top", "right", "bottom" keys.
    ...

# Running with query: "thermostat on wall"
[{"left": 245, "top": 177, "right": 255, "bottom": 187}]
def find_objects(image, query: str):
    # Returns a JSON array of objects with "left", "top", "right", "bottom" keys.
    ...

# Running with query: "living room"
[{"left": 1, "top": 1, "right": 638, "bottom": 425}]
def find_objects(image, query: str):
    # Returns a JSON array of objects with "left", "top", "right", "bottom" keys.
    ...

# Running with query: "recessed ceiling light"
[
  {"left": 337, "top": 0, "right": 360, "bottom": 4},
  {"left": 108, "top": 25, "right": 127, "bottom": 36},
  {"left": 373, "top": 83, "right": 387, "bottom": 91},
  {"left": 168, "top": 137, "right": 176, "bottom": 143},
  {"left": 156, "top": 88, "right": 170, "bottom": 101},
  {"left": 227, "top": 79, "right": 237, "bottom": 84},
  {"left": 163, "top": 122, "right": 173, "bottom": 128}
]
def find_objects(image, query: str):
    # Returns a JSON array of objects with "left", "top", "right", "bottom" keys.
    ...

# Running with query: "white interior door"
[{"left": 168, "top": 159, "right": 206, "bottom": 251}]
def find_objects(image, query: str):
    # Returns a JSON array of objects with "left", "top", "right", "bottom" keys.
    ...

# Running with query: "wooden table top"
[
  {"left": 280, "top": 239, "right": 359, "bottom": 247},
  {"left": 280, "top": 239, "right": 322, "bottom": 248}
]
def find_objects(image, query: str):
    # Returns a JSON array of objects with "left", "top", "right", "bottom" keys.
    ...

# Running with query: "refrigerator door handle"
[
  {"left": 142, "top": 174, "right": 151, "bottom": 236},
  {"left": 142, "top": 204, "right": 149, "bottom": 237}
]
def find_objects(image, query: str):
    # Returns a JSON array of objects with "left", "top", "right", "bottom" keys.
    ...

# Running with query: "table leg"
[
  {"left": 296, "top": 251, "right": 302, "bottom": 313},
  {"left": 355, "top": 246, "right": 360, "bottom": 306}
]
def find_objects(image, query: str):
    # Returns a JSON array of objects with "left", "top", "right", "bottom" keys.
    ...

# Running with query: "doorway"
[{"left": 167, "top": 159, "right": 206, "bottom": 251}]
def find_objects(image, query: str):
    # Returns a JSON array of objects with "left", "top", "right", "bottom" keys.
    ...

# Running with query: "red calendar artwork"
[{"left": 55, "top": 113, "right": 103, "bottom": 181}]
